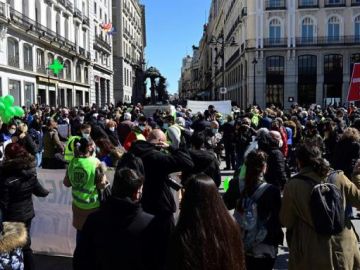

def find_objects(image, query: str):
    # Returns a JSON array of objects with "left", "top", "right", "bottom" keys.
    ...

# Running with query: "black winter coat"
[
  {"left": 130, "top": 141, "right": 194, "bottom": 216},
  {"left": 258, "top": 133, "right": 287, "bottom": 189},
  {"left": 73, "top": 197, "right": 161, "bottom": 270},
  {"left": 18, "top": 134, "right": 38, "bottom": 156},
  {"left": 332, "top": 138, "right": 360, "bottom": 178},
  {"left": 0, "top": 156, "right": 48, "bottom": 222},
  {"left": 182, "top": 149, "right": 221, "bottom": 187}
]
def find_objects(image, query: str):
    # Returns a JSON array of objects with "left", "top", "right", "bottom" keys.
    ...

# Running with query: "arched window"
[
  {"left": 76, "top": 62, "right": 81, "bottom": 82},
  {"left": 328, "top": 16, "right": 340, "bottom": 42},
  {"left": 355, "top": 16, "right": 360, "bottom": 41},
  {"left": 57, "top": 57, "right": 63, "bottom": 79},
  {"left": 7, "top": 37, "right": 19, "bottom": 68},
  {"left": 64, "top": 60, "right": 71, "bottom": 80},
  {"left": 269, "top": 18, "right": 281, "bottom": 44},
  {"left": 301, "top": 17, "right": 315, "bottom": 43},
  {"left": 23, "top": 43, "right": 33, "bottom": 71},
  {"left": 36, "top": 48, "right": 45, "bottom": 74}
]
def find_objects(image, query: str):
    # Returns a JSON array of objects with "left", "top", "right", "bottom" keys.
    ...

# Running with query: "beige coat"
[{"left": 280, "top": 167, "right": 360, "bottom": 270}]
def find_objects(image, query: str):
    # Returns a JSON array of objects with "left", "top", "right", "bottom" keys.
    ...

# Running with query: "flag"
[{"left": 347, "top": 63, "right": 360, "bottom": 102}]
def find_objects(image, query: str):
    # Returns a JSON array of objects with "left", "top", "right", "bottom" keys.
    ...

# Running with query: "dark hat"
[{"left": 5, "top": 143, "right": 28, "bottom": 159}]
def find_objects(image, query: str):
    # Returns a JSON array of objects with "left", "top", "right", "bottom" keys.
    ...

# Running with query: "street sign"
[{"left": 219, "top": 87, "right": 227, "bottom": 94}]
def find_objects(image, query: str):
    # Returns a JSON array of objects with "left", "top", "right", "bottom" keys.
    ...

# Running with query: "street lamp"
[
  {"left": 209, "top": 34, "right": 237, "bottom": 101},
  {"left": 252, "top": 58, "right": 258, "bottom": 105}
]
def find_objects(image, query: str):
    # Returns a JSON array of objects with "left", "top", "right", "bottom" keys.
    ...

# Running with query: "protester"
[
  {"left": 96, "top": 138, "right": 124, "bottom": 167},
  {"left": 168, "top": 174, "right": 245, "bottom": 270},
  {"left": 28, "top": 117, "right": 44, "bottom": 167},
  {"left": 0, "top": 143, "right": 49, "bottom": 270},
  {"left": 117, "top": 112, "right": 134, "bottom": 145},
  {"left": 73, "top": 168, "right": 161, "bottom": 270},
  {"left": 0, "top": 209, "right": 28, "bottom": 270},
  {"left": 105, "top": 120, "right": 120, "bottom": 147},
  {"left": 280, "top": 143, "right": 360, "bottom": 270},
  {"left": 14, "top": 123, "right": 38, "bottom": 156},
  {"left": 63, "top": 138, "right": 108, "bottom": 244},
  {"left": 220, "top": 115, "right": 236, "bottom": 170}
]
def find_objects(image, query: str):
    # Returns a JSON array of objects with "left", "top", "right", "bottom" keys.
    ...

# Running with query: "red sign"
[{"left": 347, "top": 63, "right": 360, "bottom": 102}]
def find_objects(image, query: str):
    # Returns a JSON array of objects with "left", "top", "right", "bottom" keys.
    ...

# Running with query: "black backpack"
[{"left": 295, "top": 171, "right": 345, "bottom": 235}]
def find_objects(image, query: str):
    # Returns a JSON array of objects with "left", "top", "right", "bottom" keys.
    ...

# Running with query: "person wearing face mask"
[
  {"left": 0, "top": 123, "right": 17, "bottom": 145},
  {"left": 63, "top": 137, "right": 108, "bottom": 247},
  {"left": 65, "top": 124, "right": 93, "bottom": 163},
  {"left": 29, "top": 117, "right": 44, "bottom": 167},
  {"left": 123, "top": 119, "right": 146, "bottom": 152},
  {"left": 105, "top": 120, "right": 120, "bottom": 147}
]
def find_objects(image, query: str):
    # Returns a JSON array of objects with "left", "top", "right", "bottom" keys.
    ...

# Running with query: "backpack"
[
  {"left": 233, "top": 182, "right": 271, "bottom": 251},
  {"left": 116, "top": 152, "right": 145, "bottom": 177},
  {"left": 295, "top": 171, "right": 345, "bottom": 235}
]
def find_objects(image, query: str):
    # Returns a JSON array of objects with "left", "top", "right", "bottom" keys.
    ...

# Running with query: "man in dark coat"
[
  {"left": 182, "top": 132, "right": 221, "bottom": 187},
  {"left": 73, "top": 168, "right": 161, "bottom": 270},
  {"left": 220, "top": 115, "right": 236, "bottom": 170},
  {"left": 190, "top": 113, "right": 211, "bottom": 133}
]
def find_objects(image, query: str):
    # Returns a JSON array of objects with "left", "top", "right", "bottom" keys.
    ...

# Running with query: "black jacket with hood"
[
  {"left": 0, "top": 155, "right": 49, "bottom": 222},
  {"left": 129, "top": 140, "right": 194, "bottom": 216}
]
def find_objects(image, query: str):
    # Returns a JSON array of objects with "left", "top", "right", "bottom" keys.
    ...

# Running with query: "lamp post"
[
  {"left": 209, "top": 33, "right": 237, "bottom": 101},
  {"left": 252, "top": 58, "right": 258, "bottom": 105}
]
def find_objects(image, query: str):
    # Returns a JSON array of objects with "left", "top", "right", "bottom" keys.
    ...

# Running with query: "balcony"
[
  {"left": 298, "top": 0, "right": 319, "bottom": 8},
  {"left": 263, "top": 38, "right": 288, "bottom": 47},
  {"left": 83, "top": 15, "right": 89, "bottom": 26},
  {"left": 37, "top": 65, "right": 46, "bottom": 75},
  {"left": 265, "top": 0, "right": 286, "bottom": 10},
  {"left": 24, "top": 61, "right": 33, "bottom": 71},
  {"left": 9, "top": 8, "right": 77, "bottom": 53},
  {"left": 241, "top": 7, "right": 247, "bottom": 17},
  {"left": 95, "top": 35, "right": 111, "bottom": 52},
  {"left": 74, "top": 8, "right": 82, "bottom": 20},
  {"left": 8, "top": 56, "right": 19, "bottom": 68},
  {"left": 324, "top": 0, "right": 345, "bottom": 7},
  {"left": 296, "top": 36, "right": 360, "bottom": 46},
  {"left": 352, "top": 0, "right": 360, "bottom": 6}
]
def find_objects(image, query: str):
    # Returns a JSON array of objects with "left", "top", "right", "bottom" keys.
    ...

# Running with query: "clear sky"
[{"left": 141, "top": 0, "right": 211, "bottom": 94}]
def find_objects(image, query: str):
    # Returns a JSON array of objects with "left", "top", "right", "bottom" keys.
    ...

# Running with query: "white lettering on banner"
[
  {"left": 31, "top": 169, "right": 115, "bottom": 257},
  {"left": 187, "top": 100, "right": 232, "bottom": 115}
]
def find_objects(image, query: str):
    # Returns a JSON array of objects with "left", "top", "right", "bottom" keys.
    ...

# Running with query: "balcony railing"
[
  {"left": 265, "top": 0, "right": 286, "bottom": 10},
  {"left": 263, "top": 38, "right": 288, "bottom": 47},
  {"left": 24, "top": 61, "right": 33, "bottom": 71},
  {"left": 95, "top": 35, "right": 111, "bottom": 51},
  {"left": 74, "top": 8, "right": 82, "bottom": 19},
  {"left": 324, "top": 0, "right": 345, "bottom": 7},
  {"left": 296, "top": 36, "right": 360, "bottom": 46},
  {"left": 298, "top": 0, "right": 319, "bottom": 8},
  {"left": 9, "top": 8, "right": 76, "bottom": 52},
  {"left": 352, "top": 0, "right": 360, "bottom": 6},
  {"left": 8, "top": 56, "right": 19, "bottom": 68},
  {"left": 37, "top": 65, "right": 46, "bottom": 75},
  {"left": 83, "top": 15, "right": 89, "bottom": 26}
]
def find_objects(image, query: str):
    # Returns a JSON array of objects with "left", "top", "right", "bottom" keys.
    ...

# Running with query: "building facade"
[
  {"left": 184, "top": 0, "right": 360, "bottom": 109},
  {"left": 91, "top": 0, "right": 113, "bottom": 107},
  {"left": 113, "top": 0, "right": 146, "bottom": 104},
  {"left": 179, "top": 55, "right": 193, "bottom": 99}
]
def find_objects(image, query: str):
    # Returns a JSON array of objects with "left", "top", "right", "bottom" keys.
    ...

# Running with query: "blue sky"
[{"left": 141, "top": 0, "right": 211, "bottom": 94}]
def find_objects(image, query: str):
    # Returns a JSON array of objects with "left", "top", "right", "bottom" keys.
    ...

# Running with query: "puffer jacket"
[{"left": 0, "top": 156, "right": 49, "bottom": 222}]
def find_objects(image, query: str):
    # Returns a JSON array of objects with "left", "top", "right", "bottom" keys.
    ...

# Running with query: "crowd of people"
[{"left": 1, "top": 101, "right": 360, "bottom": 269}]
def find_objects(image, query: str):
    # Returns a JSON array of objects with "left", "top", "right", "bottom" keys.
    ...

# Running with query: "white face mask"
[
  {"left": 109, "top": 127, "right": 115, "bottom": 132},
  {"left": 82, "top": 133, "right": 90, "bottom": 140},
  {"left": 79, "top": 116, "right": 85, "bottom": 122},
  {"left": 9, "top": 129, "right": 16, "bottom": 135}
]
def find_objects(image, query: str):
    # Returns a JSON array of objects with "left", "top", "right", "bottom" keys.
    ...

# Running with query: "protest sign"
[{"left": 187, "top": 100, "right": 232, "bottom": 115}]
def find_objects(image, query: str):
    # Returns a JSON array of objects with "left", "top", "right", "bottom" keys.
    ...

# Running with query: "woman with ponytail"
[
  {"left": 236, "top": 150, "right": 283, "bottom": 270},
  {"left": 280, "top": 143, "right": 360, "bottom": 270}
]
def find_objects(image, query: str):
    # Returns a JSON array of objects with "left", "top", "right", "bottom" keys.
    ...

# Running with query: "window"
[
  {"left": 57, "top": 57, "right": 64, "bottom": 79},
  {"left": 64, "top": 60, "right": 71, "bottom": 80},
  {"left": 36, "top": 48, "right": 45, "bottom": 74},
  {"left": 23, "top": 43, "right": 33, "bottom": 71},
  {"left": 56, "top": 13, "right": 60, "bottom": 35},
  {"left": 83, "top": 30, "right": 86, "bottom": 50},
  {"left": 75, "top": 25, "right": 79, "bottom": 45},
  {"left": 35, "top": 0, "right": 41, "bottom": 24},
  {"left": 298, "top": 55, "right": 317, "bottom": 105},
  {"left": 84, "top": 67, "right": 88, "bottom": 83},
  {"left": 47, "top": 53, "right": 54, "bottom": 76},
  {"left": 64, "top": 17, "right": 69, "bottom": 39},
  {"left": 24, "top": 82, "right": 34, "bottom": 108},
  {"left": 355, "top": 16, "right": 360, "bottom": 41},
  {"left": 22, "top": 0, "right": 29, "bottom": 16},
  {"left": 328, "top": 16, "right": 340, "bottom": 42},
  {"left": 7, "top": 38, "right": 19, "bottom": 68},
  {"left": 301, "top": 17, "right": 314, "bottom": 43},
  {"left": 76, "top": 62, "right": 81, "bottom": 82},
  {"left": 100, "top": 8, "right": 102, "bottom": 20},
  {"left": 94, "top": 2, "right": 97, "bottom": 15},
  {"left": 324, "top": 54, "right": 343, "bottom": 104},
  {"left": 269, "top": 18, "right": 281, "bottom": 44},
  {"left": 266, "top": 56, "right": 285, "bottom": 107},
  {"left": 9, "top": 80, "right": 21, "bottom": 106},
  {"left": 46, "top": 5, "right": 52, "bottom": 30}
]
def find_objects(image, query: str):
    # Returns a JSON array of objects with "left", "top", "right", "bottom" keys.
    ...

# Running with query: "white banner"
[
  {"left": 187, "top": 100, "right": 232, "bottom": 115},
  {"left": 31, "top": 168, "right": 115, "bottom": 257}
]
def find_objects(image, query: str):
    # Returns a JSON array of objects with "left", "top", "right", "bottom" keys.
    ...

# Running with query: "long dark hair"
[
  {"left": 296, "top": 143, "right": 330, "bottom": 177},
  {"left": 169, "top": 174, "right": 245, "bottom": 270},
  {"left": 243, "top": 150, "right": 268, "bottom": 196}
]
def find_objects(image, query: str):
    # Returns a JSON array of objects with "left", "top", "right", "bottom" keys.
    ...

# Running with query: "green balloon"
[
  {"left": 0, "top": 102, "right": 5, "bottom": 113},
  {"left": 4, "top": 95, "right": 14, "bottom": 107},
  {"left": 14, "top": 106, "right": 24, "bottom": 117},
  {"left": 2, "top": 114, "right": 10, "bottom": 124},
  {"left": 8, "top": 106, "right": 15, "bottom": 116}
]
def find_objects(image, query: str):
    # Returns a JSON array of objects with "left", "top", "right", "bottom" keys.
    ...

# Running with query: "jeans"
[{"left": 35, "top": 152, "right": 42, "bottom": 168}]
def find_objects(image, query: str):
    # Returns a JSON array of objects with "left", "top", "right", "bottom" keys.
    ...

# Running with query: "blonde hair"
[{"left": 341, "top": 127, "right": 360, "bottom": 142}]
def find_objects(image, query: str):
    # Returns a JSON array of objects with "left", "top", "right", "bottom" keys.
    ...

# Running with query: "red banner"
[{"left": 347, "top": 63, "right": 360, "bottom": 102}]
